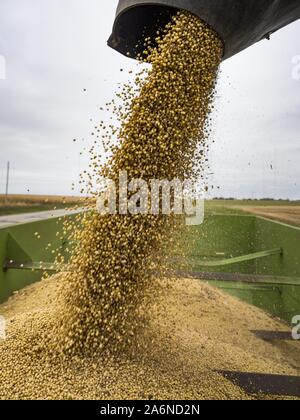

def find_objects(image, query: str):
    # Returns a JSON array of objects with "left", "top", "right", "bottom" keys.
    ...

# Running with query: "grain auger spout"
[{"left": 108, "top": 0, "right": 300, "bottom": 60}]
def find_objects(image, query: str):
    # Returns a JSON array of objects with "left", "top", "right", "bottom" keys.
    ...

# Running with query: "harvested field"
[
  {"left": 234, "top": 206, "right": 300, "bottom": 227},
  {"left": 0, "top": 195, "right": 82, "bottom": 216},
  {"left": 0, "top": 275, "right": 299, "bottom": 400},
  {"left": 0, "top": 194, "right": 81, "bottom": 206}
]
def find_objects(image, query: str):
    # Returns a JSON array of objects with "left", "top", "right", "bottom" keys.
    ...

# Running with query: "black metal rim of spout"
[
  {"left": 107, "top": 3, "right": 224, "bottom": 61},
  {"left": 108, "top": 1, "right": 300, "bottom": 62}
]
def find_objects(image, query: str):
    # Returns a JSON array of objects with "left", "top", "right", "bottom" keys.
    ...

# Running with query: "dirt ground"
[
  {"left": 0, "top": 275, "right": 299, "bottom": 400},
  {"left": 233, "top": 206, "right": 300, "bottom": 227}
]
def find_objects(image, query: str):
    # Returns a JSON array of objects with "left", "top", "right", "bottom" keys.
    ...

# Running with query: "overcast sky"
[{"left": 0, "top": 0, "right": 299, "bottom": 199}]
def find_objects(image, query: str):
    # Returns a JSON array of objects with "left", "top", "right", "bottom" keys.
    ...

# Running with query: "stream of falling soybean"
[{"left": 51, "top": 11, "right": 222, "bottom": 358}]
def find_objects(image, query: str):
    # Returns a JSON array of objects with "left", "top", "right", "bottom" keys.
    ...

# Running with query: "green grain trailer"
[{"left": 0, "top": 212, "right": 299, "bottom": 323}]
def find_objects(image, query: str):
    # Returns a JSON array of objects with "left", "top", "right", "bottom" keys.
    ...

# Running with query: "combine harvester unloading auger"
[{"left": 108, "top": 0, "right": 300, "bottom": 60}]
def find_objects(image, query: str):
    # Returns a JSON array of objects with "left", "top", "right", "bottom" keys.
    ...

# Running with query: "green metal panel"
[
  {"left": 182, "top": 215, "right": 257, "bottom": 274},
  {"left": 0, "top": 213, "right": 299, "bottom": 324},
  {"left": 0, "top": 217, "right": 68, "bottom": 303},
  {"left": 191, "top": 248, "right": 282, "bottom": 268},
  {"left": 183, "top": 214, "right": 300, "bottom": 277},
  {"left": 255, "top": 217, "right": 300, "bottom": 277},
  {"left": 181, "top": 214, "right": 300, "bottom": 323},
  {"left": 205, "top": 280, "right": 299, "bottom": 323}
]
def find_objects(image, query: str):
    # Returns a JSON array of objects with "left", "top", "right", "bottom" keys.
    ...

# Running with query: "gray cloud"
[{"left": 0, "top": 0, "right": 299, "bottom": 198}]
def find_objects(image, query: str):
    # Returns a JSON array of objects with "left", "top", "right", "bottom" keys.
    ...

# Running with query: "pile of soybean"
[{"left": 0, "top": 275, "right": 299, "bottom": 399}]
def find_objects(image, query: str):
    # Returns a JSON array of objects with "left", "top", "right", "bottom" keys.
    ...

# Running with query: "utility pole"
[{"left": 5, "top": 161, "right": 10, "bottom": 204}]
